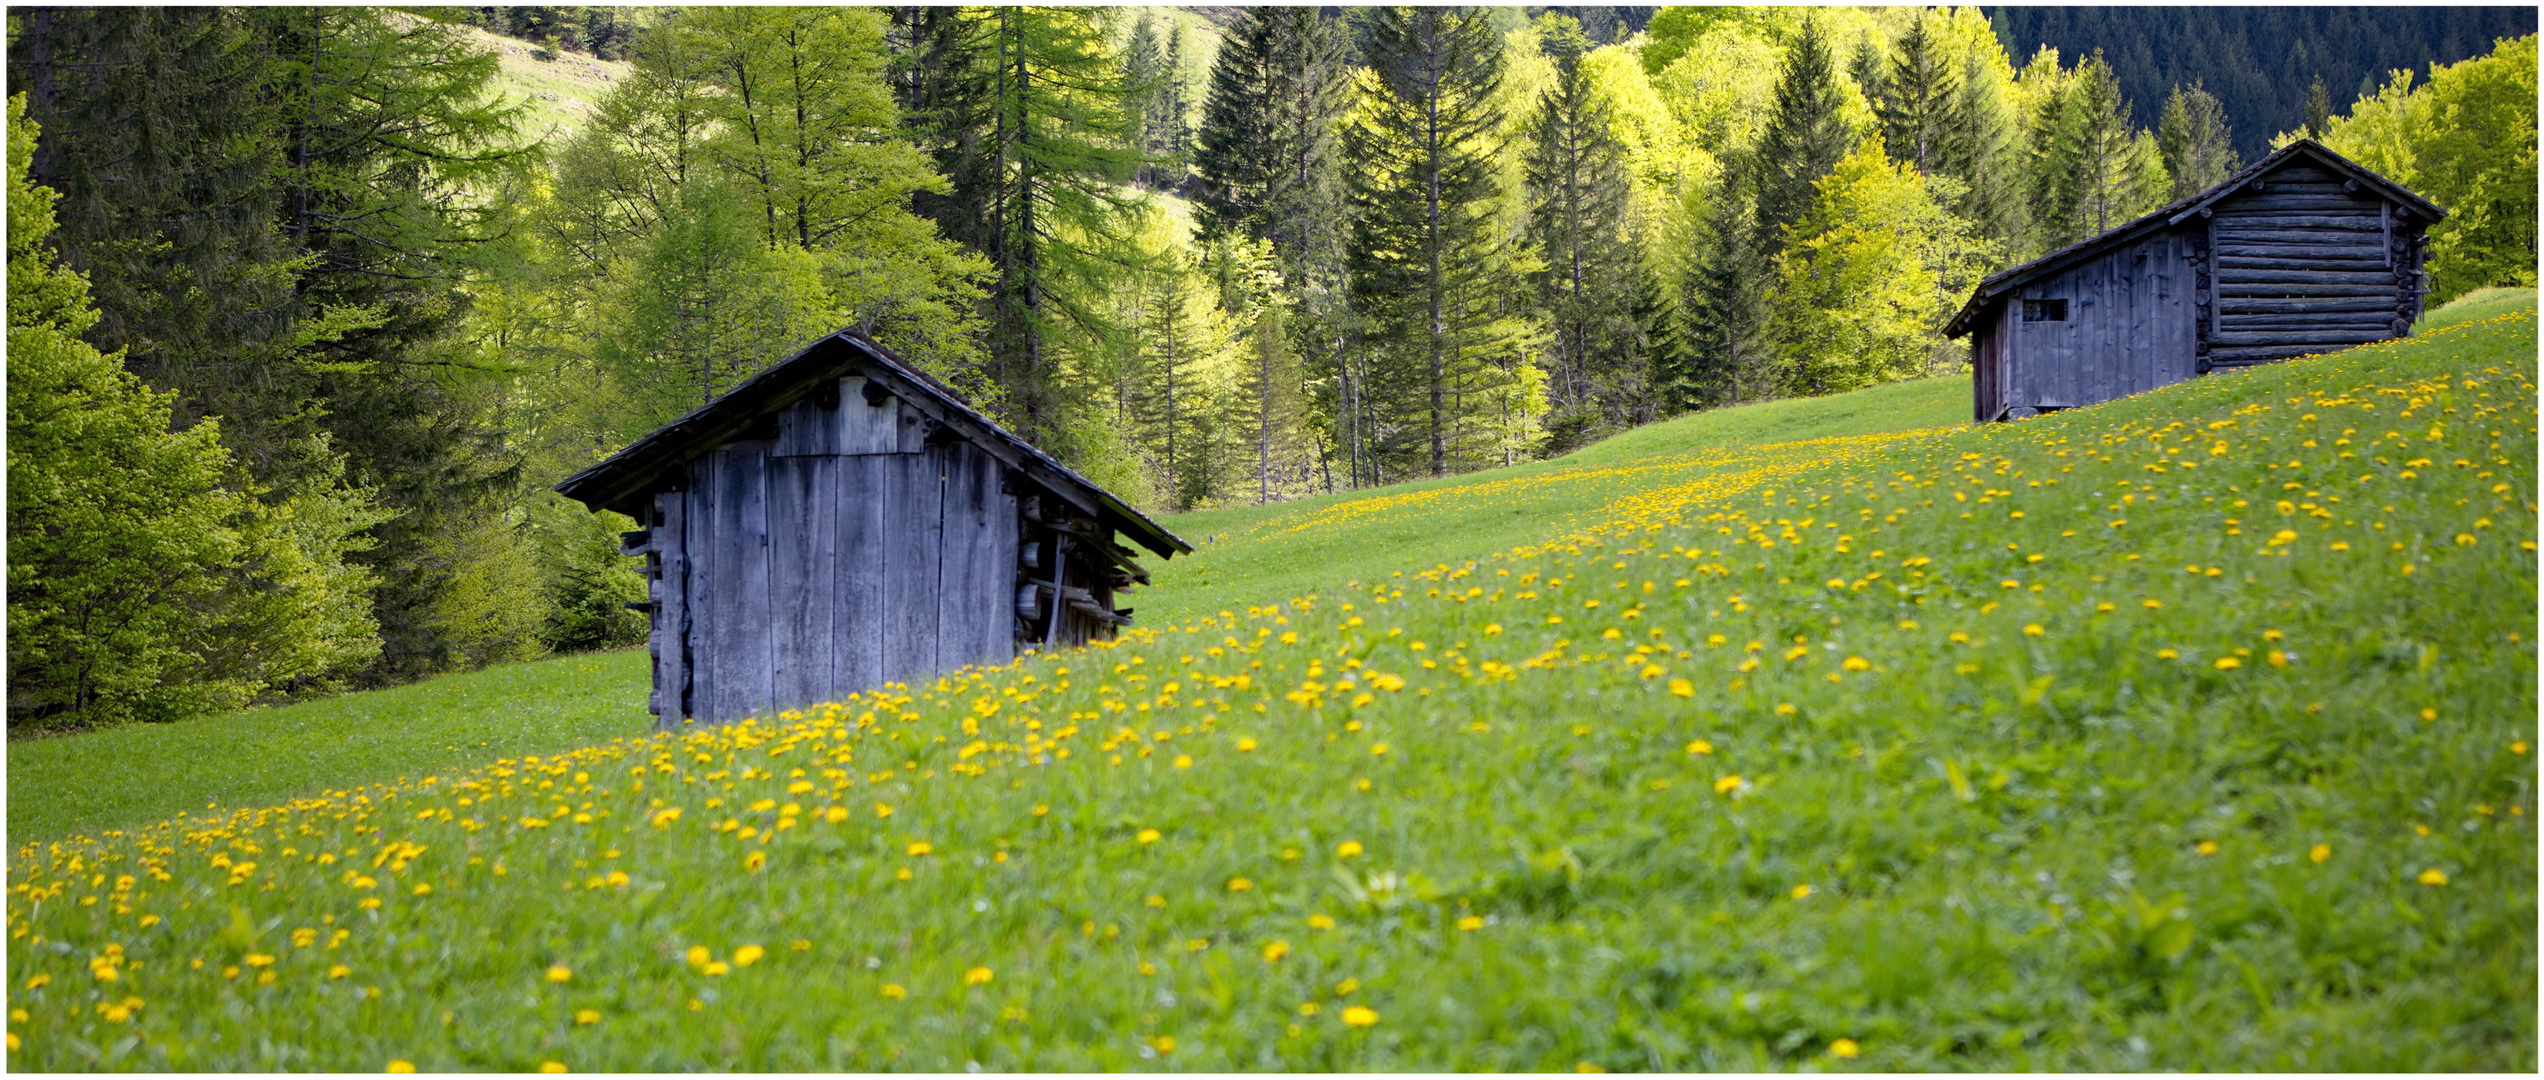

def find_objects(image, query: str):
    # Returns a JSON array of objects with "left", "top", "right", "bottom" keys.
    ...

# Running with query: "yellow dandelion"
[
  {"left": 1830, "top": 1038, "right": 1861, "bottom": 1059},
  {"left": 1262, "top": 940, "right": 1290, "bottom": 961},
  {"left": 733, "top": 945, "right": 765, "bottom": 968},
  {"left": 545, "top": 965, "right": 571, "bottom": 983},
  {"left": 387, "top": 1061, "right": 417, "bottom": 1073},
  {"left": 574, "top": 1009, "right": 600, "bottom": 1025},
  {"left": 1137, "top": 828, "right": 1162, "bottom": 844},
  {"left": 964, "top": 966, "right": 994, "bottom": 986},
  {"left": 1336, "top": 841, "right": 1363, "bottom": 858},
  {"left": 1686, "top": 740, "right": 1713, "bottom": 755},
  {"left": 881, "top": 983, "right": 906, "bottom": 1000},
  {"left": 1714, "top": 775, "right": 1742, "bottom": 794},
  {"left": 906, "top": 841, "right": 933, "bottom": 857},
  {"left": 1456, "top": 915, "right": 1485, "bottom": 931},
  {"left": 2309, "top": 843, "right": 2331, "bottom": 864},
  {"left": 2417, "top": 868, "right": 2449, "bottom": 886}
]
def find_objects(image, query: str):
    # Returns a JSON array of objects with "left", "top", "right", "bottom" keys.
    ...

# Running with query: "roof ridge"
[{"left": 1943, "top": 139, "right": 2444, "bottom": 338}]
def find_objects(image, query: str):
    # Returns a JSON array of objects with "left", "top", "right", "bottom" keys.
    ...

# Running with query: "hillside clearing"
[
  {"left": 7, "top": 293, "right": 2532, "bottom": 1070},
  {"left": 8, "top": 376, "right": 1965, "bottom": 842}
]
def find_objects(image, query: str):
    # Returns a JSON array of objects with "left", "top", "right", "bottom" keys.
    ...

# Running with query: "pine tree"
[
  {"left": 1525, "top": 14, "right": 1641, "bottom": 437},
  {"left": 1346, "top": 6, "right": 1530, "bottom": 479},
  {"left": 2157, "top": 81, "right": 2240, "bottom": 199},
  {"left": 1753, "top": 18, "right": 1855, "bottom": 252}
]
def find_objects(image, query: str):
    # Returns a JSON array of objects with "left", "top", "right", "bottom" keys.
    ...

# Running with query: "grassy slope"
[
  {"left": 7, "top": 291, "right": 2530, "bottom": 1070},
  {"left": 463, "top": 23, "right": 629, "bottom": 145},
  {"left": 7, "top": 654, "right": 650, "bottom": 842},
  {"left": 1141, "top": 376, "right": 1970, "bottom": 625},
  {"left": 6, "top": 378, "right": 1963, "bottom": 842}
]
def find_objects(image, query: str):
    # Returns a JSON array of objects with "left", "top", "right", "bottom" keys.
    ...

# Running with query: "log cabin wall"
[
  {"left": 1953, "top": 142, "right": 2441, "bottom": 424},
  {"left": 2203, "top": 161, "right": 2428, "bottom": 367}
]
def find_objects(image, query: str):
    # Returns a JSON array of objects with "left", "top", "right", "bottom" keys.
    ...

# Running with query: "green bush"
[
  {"left": 533, "top": 493, "right": 649, "bottom": 654},
  {"left": 2322, "top": 35, "right": 2538, "bottom": 303},
  {"left": 6, "top": 95, "right": 387, "bottom": 730}
]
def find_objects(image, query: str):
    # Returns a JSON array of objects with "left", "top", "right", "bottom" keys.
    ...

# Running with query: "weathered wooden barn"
[
  {"left": 555, "top": 330, "right": 1189, "bottom": 725},
  {"left": 1947, "top": 139, "right": 2445, "bottom": 422}
]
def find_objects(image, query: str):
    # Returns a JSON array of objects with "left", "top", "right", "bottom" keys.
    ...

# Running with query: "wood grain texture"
[
  {"left": 881, "top": 447, "right": 944, "bottom": 686},
  {"left": 835, "top": 377, "right": 903, "bottom": 455},
  {"left": 767, "top": 454, "right": 835, "bottom": 710},
  {"left": 653, "top": 490, "right": 690, "bottom": 725},
  {"left": 709, "top": 444, "right": 776, "bottom": 722},
  {"left": 833, "top": 453, "right": 888, "bottom": 696}
]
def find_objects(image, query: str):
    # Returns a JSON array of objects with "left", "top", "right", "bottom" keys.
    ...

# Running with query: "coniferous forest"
[{"left": 9, "top": 6, "right": 2537, "bottom": 730}]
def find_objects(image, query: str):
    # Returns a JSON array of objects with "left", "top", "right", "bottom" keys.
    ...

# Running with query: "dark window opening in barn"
[{"left": 2023, "top": 299, "right": 2068, "bottom": 322}]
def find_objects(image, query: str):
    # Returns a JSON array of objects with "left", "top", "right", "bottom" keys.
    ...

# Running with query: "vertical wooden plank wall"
[
  {"left": 651, "top": 491, "right": 690, "bottom": 724},
  {"left": 834, "top": 454, "right": 887, "bottom": 695},
  {"left": 766, "top": 453, "right": 836, "bottom": 710},
  {"left": 654, "top": 376, "right": 1033, "bottom": 722},
  {"left": 937, "top": 443, "right": 1017, "bottom": 672},
  {"left": 881, "top": 443, "right": 946, "bottom": 685}
]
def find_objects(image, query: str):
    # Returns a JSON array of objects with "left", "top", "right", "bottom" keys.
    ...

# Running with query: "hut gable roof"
[
  {"left": 1944, "top": 139, "right": 2444, "bottom": 338},
  {"left": 555, "top": 330, "right": 1192, "bottom": 559}
]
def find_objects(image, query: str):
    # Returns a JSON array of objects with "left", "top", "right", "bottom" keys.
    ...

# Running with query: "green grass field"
[{"left": 7, "top": 291, "right": 2532, "bottom": 1070}]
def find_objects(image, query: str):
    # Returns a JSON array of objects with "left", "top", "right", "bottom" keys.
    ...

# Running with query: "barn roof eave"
[
  {"left": 553, "top": 331, "right": 1192, "bottom": 560},
  {"left": 1943, "top": 139, "right": 2445, "bottom": 339}
]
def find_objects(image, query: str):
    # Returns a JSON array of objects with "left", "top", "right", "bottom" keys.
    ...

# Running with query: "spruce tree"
[
  {"left": 2303, "top": 74, "right": 2333, "bottom": 138},
  {"left": 1193, "top": 7, "right": 1352, "bottom": 288},
  {"left": 1121, "top": 15, "right": 1191, "bottom": 190},
  {"left": 1937, "top": 44, "right": 2028, "bottom": 251},
  {"left": 1680, "top": 161, "right": 1774, "bottom": 409},
  {"left": 1525, "top": 14, "right": 1641, "bottom": 436},
  {"left": 1345, "top": 6, "right": 1523, "bottom": 479},
  {"left": 1877, "top": 11, "right": 1962, "bottom": 174},
  {"left": 2033, "top": 51, "right": 2163, "bottom": 246},
  {"left": 2157, "top": 81, "right": 2240, "bottom": 199},
  {"left": 9, "top": 95, "right": 385, "bottom": 728},
  {"left": 1753, "top": 18, "right": 1854, "bottom": 252}
]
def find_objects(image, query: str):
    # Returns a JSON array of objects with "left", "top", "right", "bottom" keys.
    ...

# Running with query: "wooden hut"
[
  {"left": 1947, "top": 139, "right": 2445, "bottom": 422},
  {"left": 555, "top": 330, "right": 1190, "bottom": 725}
]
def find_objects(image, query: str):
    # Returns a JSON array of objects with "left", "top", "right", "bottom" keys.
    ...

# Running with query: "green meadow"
[{"left": 7, "top": 291, "right": 2531, "bottom": 1070}]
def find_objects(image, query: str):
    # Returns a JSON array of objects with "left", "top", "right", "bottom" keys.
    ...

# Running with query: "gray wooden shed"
[
  {"left": 555, "top": 330, "right": 1189, "bottom": 725},
  {"left": 1947, "top": 139, "right": 2445, "bottom": 423}
]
